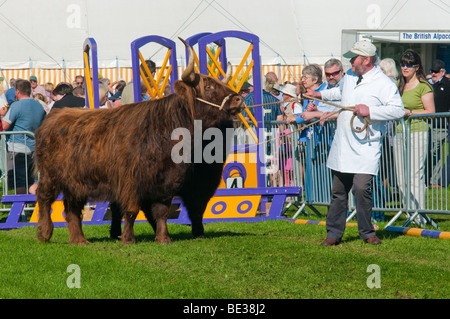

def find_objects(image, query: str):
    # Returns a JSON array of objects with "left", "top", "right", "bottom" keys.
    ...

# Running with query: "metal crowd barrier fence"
[
  {"left": 258, "top": 113, "right": 449, "bottom": 229},
  {"left": 0, "top": 131, "right": 37, "bottom": 218}
]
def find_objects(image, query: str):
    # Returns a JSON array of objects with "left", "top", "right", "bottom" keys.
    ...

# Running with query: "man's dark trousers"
[{"left": 326, "top": 170, "right": 376, "bottom": 241}]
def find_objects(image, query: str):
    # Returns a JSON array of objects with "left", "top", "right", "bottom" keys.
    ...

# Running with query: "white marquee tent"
[{"left": 1, "top": 0, "right": 449, "bottom": 84}]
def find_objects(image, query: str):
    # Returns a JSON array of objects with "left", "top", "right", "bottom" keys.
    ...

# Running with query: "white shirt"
[{"left": 323, "top": 66, "right": 405, "bottom": 175}]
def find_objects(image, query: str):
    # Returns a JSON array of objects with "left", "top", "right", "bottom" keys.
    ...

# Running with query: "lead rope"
[{"left": 196, "top": 93, "right": 372, "bottom": 151}]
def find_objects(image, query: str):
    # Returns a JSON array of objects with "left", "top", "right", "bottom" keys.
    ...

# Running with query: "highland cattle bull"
[{"left": 34, "top": 38, "right": 243, "bottom": 245}]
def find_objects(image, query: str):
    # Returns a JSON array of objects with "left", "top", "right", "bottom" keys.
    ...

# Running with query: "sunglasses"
[
  {"left": 400, "top": 64, "right": 418, "bottom": 68},
  {"left": 325, "top": 70, "right": 342, "bottom": 77},
  {"left": 431, "top": 69, "right": 442, "bottom": 74}
]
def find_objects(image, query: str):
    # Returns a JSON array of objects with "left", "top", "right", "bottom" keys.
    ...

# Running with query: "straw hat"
[{"left": 281, "top": 83, "right": 297, "bottom": 98}]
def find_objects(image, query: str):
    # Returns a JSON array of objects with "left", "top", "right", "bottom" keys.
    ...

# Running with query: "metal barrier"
[{"left": 0, "top": 131, "right": 37, "bottom": 221}]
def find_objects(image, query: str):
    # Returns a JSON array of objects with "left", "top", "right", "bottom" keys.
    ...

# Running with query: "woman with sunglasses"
[{"left": 393, "top": 49, "right": 435, "bottom": 220}]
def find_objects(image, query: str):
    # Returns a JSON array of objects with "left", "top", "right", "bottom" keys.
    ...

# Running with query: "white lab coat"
[{"left": 322, "top": 66, "right": 405, "bottom": 175}]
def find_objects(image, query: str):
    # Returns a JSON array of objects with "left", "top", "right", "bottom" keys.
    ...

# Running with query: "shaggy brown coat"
[{"left": 35, "top": 39, "right": 243, "bottom": 244}]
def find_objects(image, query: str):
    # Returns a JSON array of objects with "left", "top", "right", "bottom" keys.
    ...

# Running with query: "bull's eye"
[{"left": 206, "top": 84, "right": 215, "bottom": 90}]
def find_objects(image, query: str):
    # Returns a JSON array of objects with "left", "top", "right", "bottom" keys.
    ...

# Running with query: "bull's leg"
[
  {"left": 121, "top": 211, "right": 138, "bottom": 245},
  {"left": 151, "top": 202, "right": 171, "bottom": 244},
  {"left": 109, "top": 201, "right": 122, "bottom": 240},
  {"left": 182, "top": 197, "right": 207, "bottom": 239},
  {"left": 36, "top": 181, "right": 57, "bottom": 242},
  {"left": 141, "top": 202, "right": 157, "bottom": 233},
  {"left": 64, "top": 198, "right": 89, "bottom": 245}
]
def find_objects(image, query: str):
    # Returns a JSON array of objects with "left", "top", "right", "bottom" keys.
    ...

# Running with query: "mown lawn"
[{"left": 0, "top": 215, "right": 448, "bottom": 300}]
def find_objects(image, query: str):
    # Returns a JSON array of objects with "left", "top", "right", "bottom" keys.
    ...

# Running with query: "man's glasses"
[
  {"left": 325, "top": 70, "right": 342, "bottom": 77},
  {"left": 431, "top": 69, "right": 442, "bottom": 74},
  {"left": 76, "top": 82, "right": 83, "bottom": 85},
  {"left": 400, "top": 64, "right": 418, "bottom": 68}
]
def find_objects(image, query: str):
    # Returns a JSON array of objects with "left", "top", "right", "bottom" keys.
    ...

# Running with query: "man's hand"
[
  {"left": 286, "top": 114, "right": 297, "bottom": 124},
  {"left": 301, "top": 111, "right": 317, "bottom": 122},
  {"left": 306, "top": 101, "right": 317, "bottom": 112},
  {"left": 0, "top": 106, "right": 8, "bottom": 117},
  {"left": 319, "top": 111, "right": 338, "bottom": 126},
  {"left": 353, "top": 104, "right": 370, "bottom": 117},
  {"left": 304, "top": 89, "right": 321, "bottom": 98}
]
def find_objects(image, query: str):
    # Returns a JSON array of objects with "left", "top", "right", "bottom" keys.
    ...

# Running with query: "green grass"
[{"left": 0, "top": 215, "right": 448, "bottom": 299}]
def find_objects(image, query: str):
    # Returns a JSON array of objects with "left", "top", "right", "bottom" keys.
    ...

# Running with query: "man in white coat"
[{"left": 307, "top": 41, "right": 405, "bottom": 245}]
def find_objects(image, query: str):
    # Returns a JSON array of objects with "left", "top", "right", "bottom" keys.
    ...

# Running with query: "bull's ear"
[
  {"left": 222, "top": 62, "right": 232, "bottom": 84},
  {"left": 179, "top": 37, "right": 197, "bottom": 84}
]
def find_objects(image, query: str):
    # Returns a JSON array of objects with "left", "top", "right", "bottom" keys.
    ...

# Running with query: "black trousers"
[{"left": 326, "top": 170, "right": 376, "bottom": 241}]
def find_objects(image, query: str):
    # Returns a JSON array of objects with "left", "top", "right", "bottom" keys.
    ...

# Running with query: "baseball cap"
[
  {"left": 343, "top": 41, "right": 377, "bottom": 59},
  {"left": 29, "top": 75, "right": 38, "bottom": 82},
  {"left": 430, "top": 59, "right": 446, "bottom": 73}
]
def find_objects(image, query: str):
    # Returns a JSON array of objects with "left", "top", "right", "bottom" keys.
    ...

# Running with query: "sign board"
[{"left": 399, "top": 32, "right": 450, "bottom": 43}]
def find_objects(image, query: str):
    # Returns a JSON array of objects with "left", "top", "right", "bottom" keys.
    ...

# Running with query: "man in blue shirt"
[{"left": 1, "top": 79, "right": 46, "bottom": 193}]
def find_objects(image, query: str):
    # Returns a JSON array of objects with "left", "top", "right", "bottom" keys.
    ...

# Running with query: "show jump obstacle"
[{"left": 0, "top": 31, "right": 301, "bottom": 230}]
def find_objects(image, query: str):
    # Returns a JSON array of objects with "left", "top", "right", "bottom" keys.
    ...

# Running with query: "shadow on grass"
[{"left": 86, "top": 227, "right": 251, "bottom": 244}]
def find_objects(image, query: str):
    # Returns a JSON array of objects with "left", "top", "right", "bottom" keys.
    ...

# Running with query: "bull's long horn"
[
  {"left": 179, "top": 37, "right": 196, "bottom": 84},
  {"left": 222, "top": 62, "right": 232, "bottom": 84}
]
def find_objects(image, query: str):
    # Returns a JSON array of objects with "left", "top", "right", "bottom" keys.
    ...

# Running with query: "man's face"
[
  {"left": 325, "top": 65, "right": 343, "bottom": 87},
  {"left": 350, "top": 55, "right": 368, "bottom": 76},
  {"left": 75, "top": 77, "right": 84, "bottom": 87},
  {"left": 30, "top": 80, "right": 37, "bottom": 89},
  {"left": 431, "top": 69, "right": 445, "bottom": 83}
]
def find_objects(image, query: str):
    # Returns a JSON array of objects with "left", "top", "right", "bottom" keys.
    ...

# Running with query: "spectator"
[
  {"left": 98, "top": 83, "right": 110, "bottom": 108},
  {"left": 73, "top": 86, "right": 85, "bottom": 98},
  {"left": 29, "top": 75, "right": 38, "bottom": 92},
  {"left": 239, "top": 81, "right": 252, "bottom": 98},
  {"left": 0, "top": 85, "right": 7, "bottom": 109},
  {"left": 378, "top": 58, "right": 398, "bottom": 82},
  {"left": 378, "top": 58, "right": 400, "bottom": 208},
  {"left": 74, "top": 75, "right": 84, "bottom": 88},
  {"left": 288, "top": 64, "right": 333, "bottom": 124},
  {"left": 113, "top": 80, "right": 127, "bottom": 94},
  {"left": 51, "top": 83, "right": 85, "bottom": 110},
  {"left": 109, "top": 91, "right": 122, "bottom": 108},
  {"left": 121, "top": 59, "right": 156, "bottom": 104},
  {"left": 32, "top": 85, "right": 50, "bottom": 113},
  {"left": 281, "top": 83, "right": 301, "bottom": 117},
  {"left": 5, "top": 78, "right": 16, "bottom": 105},
  {"left": 288, "top": 64, "right": 335, "bottom": 207},
  {"left": 242, "top": 76, "right": 283, "bottom": 186},
  {"left": 242, "top": 77, "right": 283, "bottom": 124},
  {"left": 0, "top": 79, "right": 46, "bottom": 194},
  {"left": 428, "top": 59, "right": 450, "bottom": 188},
  {"left": 43, "top": 82, "right": 54, "bottom": 107},
  {"left": 393, "top": 49, "right": 435, "bottom": 215},
  {"left": 99, "top": 78, "right": 112, "bottom": 98},
  {"left": 324, "top": 58, "right": 344, "bottom": 89},
  {"left": 266, "top": 71, "right": 283, "bottom": 100}
]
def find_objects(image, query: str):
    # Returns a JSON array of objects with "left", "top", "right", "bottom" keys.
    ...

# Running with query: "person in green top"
[{"left": 393, "top": 49, "right": 435, "bottom": 219}]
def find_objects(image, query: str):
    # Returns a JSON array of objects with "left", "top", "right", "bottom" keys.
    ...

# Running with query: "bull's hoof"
[
  {"left": 37, "top": 228, "right": 53, "bottom": 243},
  {"left": 121, "top": 237, "right": 136, "bottom": 245},
  {"left": 69, "top": 238, "right": 90, "bottom": 245},
  {"left": 37, "top": 234, "right": 51, "bottom": 243},
  {"left": 156, "top": 236, "right": 172, "bottom": 244}
]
